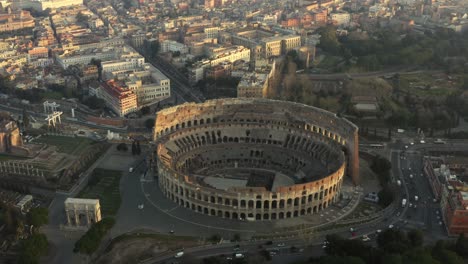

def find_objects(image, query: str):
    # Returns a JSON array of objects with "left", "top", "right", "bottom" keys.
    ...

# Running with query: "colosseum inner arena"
[{"left": 152, "top": 98, "right": 359, "bottom": 221}]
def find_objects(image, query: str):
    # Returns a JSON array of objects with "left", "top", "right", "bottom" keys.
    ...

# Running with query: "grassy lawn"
[
  {"left": 78, "top": 168, "right": 121, "bottom": 216},
  {"left": 34, "top": 135, "right": 92, "bottom": 155},
  {"left": 317, "top": 55, "right": 343, "bottom": 69},
  {"left": 43, "top": 91, "right": 64, "bottom": 100},
  {"left": 400, "top": 73, "right": 458, "bottom": 97}
]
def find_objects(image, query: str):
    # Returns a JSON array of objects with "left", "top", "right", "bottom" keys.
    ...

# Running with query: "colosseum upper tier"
[{"left": 152, "top": 98, "right": 359, "bottom": 221}]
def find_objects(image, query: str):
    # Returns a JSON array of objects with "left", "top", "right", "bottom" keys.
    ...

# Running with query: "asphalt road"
[
  {"left": 149, "top": 57, "right": 204, "bottom": 103},
  {"left": 143, "top": 140, "right": 457, "bottom": 264}
]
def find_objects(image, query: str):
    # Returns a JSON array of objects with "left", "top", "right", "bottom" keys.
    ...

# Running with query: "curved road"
[{"left": 140, "top": 140, "right": 452, "bottom": 264}]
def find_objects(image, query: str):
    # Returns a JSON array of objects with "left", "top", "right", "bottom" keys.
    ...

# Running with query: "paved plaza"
[{"left": 111, "top": 164, "right": 363, "bottom": 240}]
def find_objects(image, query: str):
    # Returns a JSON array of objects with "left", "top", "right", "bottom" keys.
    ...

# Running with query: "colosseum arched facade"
[{"left": 152, "top": 98, "right": 359, "bottom": 221}]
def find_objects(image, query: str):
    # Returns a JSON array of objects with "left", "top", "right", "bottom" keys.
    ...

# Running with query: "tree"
[
  {"left": 145, "top": 118, "right": 155, "bottom": 129},
  {"left": 75, "top": 12, "right": 88, "bottom": 23},
  {"left": 455, "top": 234, "right": 468, "bottom": 257},
  {"left": 318, "top": 256, "right": 366, "bottom": 264},
  {"left": 116, "top": 143, "right": 128, "bottom": 151},
  {"left": 82, "top": 96, "right": 105, "bottom": 110},
  {"left": 371, "top": 156, "right": 392, "bottom": 174},
  {"left": 378, "top": 186, "right": 394, "bottom": 207},
  {"left": 232, "top": 233, "right": 241, "bottom": 242},
  {"left": 140, "top": 106, "right": 150, "bottom": 115},
  {"left": 377, "top": 229, "right": 409, "bottom": 254},
  {"left": 28, "top": 208, "right": 48, "bottom": 228},
  {"left": 22, "top": 108, "right": 29, "bottom": 129},
  {"left": 74, "top": 217, "right": 115, "bottom": 255},
  {"left": 462, "top": 75, "right": 468, "bottom": 90},
  {"left": 131, "top": 141, "right": 136, "bottom": 155},
  {"left": 318, "top": 26, "right": 341, "bottom": 54},
  {"left": 136, "top": 141, "right": 141, "bottom": 155},
  {"left": 407, "top": 229, "right": 424, "bottom": 248},
  {"left": 18, "top": 233, "right": 49, "bottom": 264}
]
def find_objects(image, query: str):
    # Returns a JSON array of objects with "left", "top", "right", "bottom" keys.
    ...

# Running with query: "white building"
[
  {"left": 209, "top": 46, "right": 250, "bottom": 66},
  {"left": 331, "top": 12, "right": 351, "bottom": 26},
  {"left": 204, "top": 27, "right": 220, "bottom": 39},
  {"left": 161, "top": 40, "right": 189, "bottom": 54},
  {"left": 101, "top": 52, "right": 145, "bottom": 73},
  {"left": 11, "top": 0, "right": 84, "bottom": 12}
]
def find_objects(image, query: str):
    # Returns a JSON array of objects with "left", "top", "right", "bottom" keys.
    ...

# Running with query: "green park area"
[
  {"left": 78, "top": 168, "right": 122, "bottom": 216},
  {"left": 34, "top": 135, "right": 92, "bottom": 155}
]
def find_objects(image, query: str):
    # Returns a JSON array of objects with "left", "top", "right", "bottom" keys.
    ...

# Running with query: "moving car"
[
  {"left": 362, "top": 235, "right": 371, "bottom": 242},
  {"left": 175, "top": 251, "right": 184, "bottom": 258}
]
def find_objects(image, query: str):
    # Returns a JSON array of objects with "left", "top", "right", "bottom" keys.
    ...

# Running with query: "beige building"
[
  {"left": 262, "top": 35, "right": 301, "bottom": 58},
  {"left": 0, "top": 114, "right": 22, "bottom": 153},
  {"left": 237, "top": 72, "right": 268, "bottom": 98},
  {"left": 64, "top": 198, "right": 101, "bottom": 228},
  {"left": 0, "top": 10, "right": 35, "bottom": 32}
]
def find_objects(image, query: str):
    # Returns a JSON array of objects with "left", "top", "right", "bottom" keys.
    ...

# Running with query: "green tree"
[
  {"left": 18, "top": 233, "right": 49, "bottom": 264},
  {"left": 370, "top": 156, "right": 392, "bottom": 174},
  {"left": 455, "top": 234, "right": 468, "bottom": 257},
  {"left": 22, "top": 108, "right": 29, "bottom": 129},
  {"left": 28, "top": 207, "right": 49, "bottom": 228},
  {"left": 75, "top": 11, "right": 88, "bottom": 23},
  {"left": 140, "top": 106, "right": 150, "bottom": 115},
  {"left": 136, "top": 141, "right": 141, "bottom": 155},
  {"left": 407, "top": 229, "right": 424, "bottom": 248},
  {"left": 318, "top": 26, "right": 341, "bottom": 54},
  {"left": 377, "top": 229, "right": 409, "bottom": 254},
  {"left": 378, "top": 185, "right": 394, "bottom": 207},
  {"left": 318, "top": 255, "right": 366, "bottom": 264},
  {"left": 381, "top": 254, "right": 403, "bottom": 264},
  {"left": 462, "top": 75, "right": 468, "bottom": 90},
  {"left": 74, "top": 217, "right": 115, "bottom": 255},
  {"left": 145, "top": 118, "right": 155, "bottom": 129},
  {"left": 131, "top": 141, "right": 136, "bottom": 155},
  {"left": 116, "top": 143, "right": 128, "bottom": 151}
]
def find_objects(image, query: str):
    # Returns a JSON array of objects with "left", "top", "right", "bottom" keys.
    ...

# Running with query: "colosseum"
[{"left": 152, "top": 98, "right": 359, "bottom": 221}]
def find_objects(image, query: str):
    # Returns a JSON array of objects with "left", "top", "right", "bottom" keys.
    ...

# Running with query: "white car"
[
  {"left": 420, "top": 140, "right": 425, "bottom": 144},
  {"left": 409, "top": 174, "right": 414, "bottom": 179},
  {"left": 322, "top": 241, "right": 329, "bottom": 249},
  {"left": 405, "top": 145, "right": 409, "bottom": 149},
  {"left": 362, "top": 235, "right": 371, "bottom": 242},
  {"left": 376, "top": 229, "right": 382, "bottom": 234},
  {"left": 388, "top": 224, "right": 394, "bottom": 229},
  {"left": 349, "top": 227, "right": 355, "bottom": 232},
  {"left": 138, "top": 204, "right": 144, "bottom": 209},
  {"left": 277, "top": 243, "right": 286, "bottom": 247},
  {"left": 439, "top": 221, "right": 443, "bottom": 226}
]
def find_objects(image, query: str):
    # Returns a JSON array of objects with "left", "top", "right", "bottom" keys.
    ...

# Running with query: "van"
[
  {"left": 129, "top": 167, "right": 134, "bottom": 173},
  {"left": 175, "top": 251, "right": 184, "bottom": 258}
]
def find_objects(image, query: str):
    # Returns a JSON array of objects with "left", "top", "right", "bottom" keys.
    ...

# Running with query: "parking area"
[{"left": 98, "top": 146, "right": 139, "bottom": 171}]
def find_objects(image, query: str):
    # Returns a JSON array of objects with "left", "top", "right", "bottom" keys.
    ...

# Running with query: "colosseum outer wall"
[
  {"left": 151, "top": 99, "right": 359, "bottom": 221},
  {"left": 153, "top": 98, "right": 359, "bottom": 184}
]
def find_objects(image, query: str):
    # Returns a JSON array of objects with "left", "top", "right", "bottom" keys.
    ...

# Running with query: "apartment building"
[
  {"left": 237, "top": 72, "right": 268, "bottom": 98},
  {"left": 0, "top": 10, "right": 35, "bottom": 32},
  {"left": 97, "top": 80, "right": 138, "bottom": 117}
]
